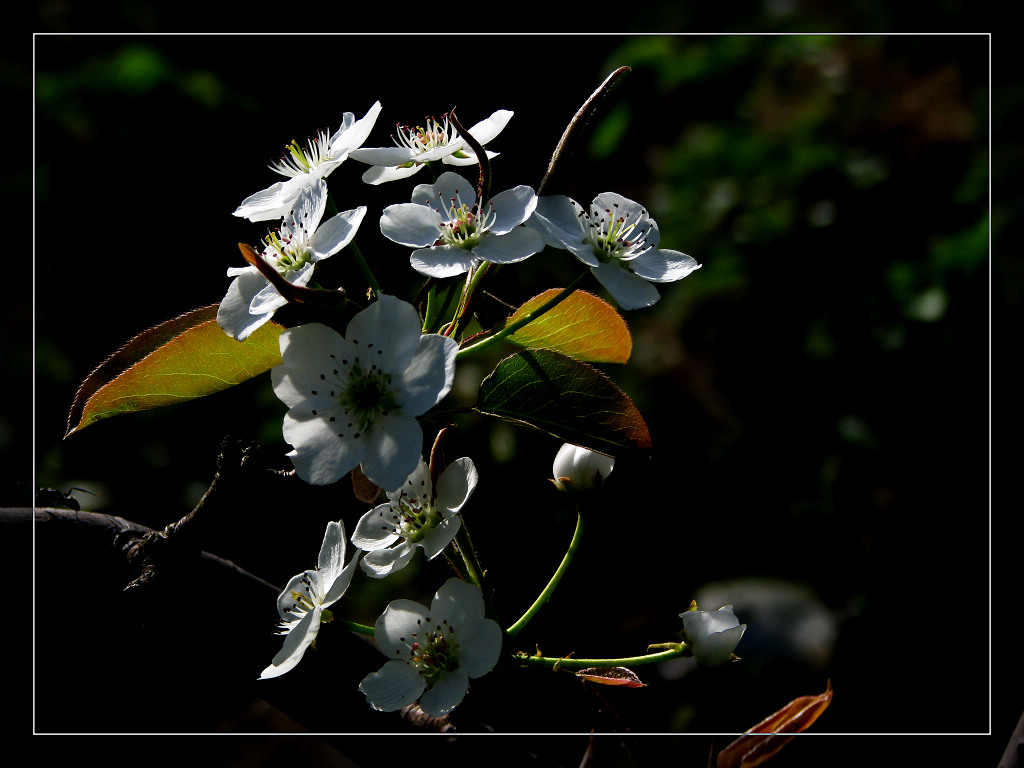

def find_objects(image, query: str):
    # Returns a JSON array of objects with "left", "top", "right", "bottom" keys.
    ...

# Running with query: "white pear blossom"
[
  {"left": 681, "top": 604, "right": 746, "bottom": 666},
  {"left": 352, "top": 456, "right": 478, "bottom": 578},
  {"left": 552, "top": 443, "right": 615, "bottom": 492},
  {"left": 270, "top": 295, "right": 458, "bottom": 491},
  {"left": 528, "top": 192, "right": 701, "bottom": 310},
  {"left": 260, "top": 520, "right": 358, "bottom": 679},
  {"left": 350, "top": 109, "right": 512, "bottom": 185},
  {"left": 234, "top": 101, "right": 382, "bottom": 222},
  {"left": 218, "top": 180, "right": 367, "bottom": 341},
  {"left": 380, "top": 171, "right": 544, "bottom": 279},
  {"left": 359, "top": 578, "right": 502, "bottom": 717}
]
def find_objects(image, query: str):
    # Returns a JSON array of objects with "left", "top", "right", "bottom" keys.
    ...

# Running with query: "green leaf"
[
  {"left": 475, "top": 349, "right": 651, "bottom": 460},
  {"left": 506, "top": 289, "right": 632, "bottom": 363},
  {"left": 66, "top": 305, "right": 283, "bottom": 437}
]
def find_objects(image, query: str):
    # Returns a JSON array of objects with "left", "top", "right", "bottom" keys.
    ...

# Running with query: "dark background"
[{"left": 18, "top": 16, "right": 1010, "bottom": 768}]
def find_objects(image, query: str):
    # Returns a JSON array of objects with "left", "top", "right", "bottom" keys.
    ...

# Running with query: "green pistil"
[{"left": 338, "top": 364, "right": 397, "bottom": 434}]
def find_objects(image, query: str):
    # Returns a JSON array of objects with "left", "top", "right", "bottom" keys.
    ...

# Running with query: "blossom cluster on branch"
[{"left": 66, "top": 70, "right": 748, "bottom": 724}]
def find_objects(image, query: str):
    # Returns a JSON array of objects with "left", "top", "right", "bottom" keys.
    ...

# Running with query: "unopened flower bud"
[{"left": 551, "top": 443, "right": 615, "bottom": 492}]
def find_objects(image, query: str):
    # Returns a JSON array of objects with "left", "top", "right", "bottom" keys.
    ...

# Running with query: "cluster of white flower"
[{"left": 219, "top": 97, "right": 738, "bottom": 720}]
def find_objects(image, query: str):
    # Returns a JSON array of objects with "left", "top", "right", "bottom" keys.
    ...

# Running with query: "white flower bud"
[{"left": 552, "top": 443, "right": 615, "bottom": 492}]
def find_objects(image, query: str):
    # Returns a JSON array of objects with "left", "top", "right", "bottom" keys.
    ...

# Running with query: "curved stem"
[
  {"left": 456, "top": 271, "right": 589, "bottom": 360},
  {"left": 513, "top": 646, "right": 688, "bottom": 671},
  {"left": 505, "top": 509, "right": 585, "bottom": 638}
]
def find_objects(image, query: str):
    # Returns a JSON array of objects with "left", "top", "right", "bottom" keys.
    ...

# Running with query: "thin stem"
[
  {"left": 456, "top": 271, "right": 589, "bottom": 360},
  {"left": 348, "top": 241, "right": 381, "bottom": 299},
  {"left": 339, "top": 618, "right": 375, "bottom": 636},
  {"left": 506, "top": 509, "right": 585, "bottom": 638},
  {"left": 454, "top": 522, "right": 487, "bottom": 590},
  {"left": 445, "top": 262, "right": 493, "bottom": 339},
  {"left": 513, "top": 647, "right": 688, "bottom": 671}
]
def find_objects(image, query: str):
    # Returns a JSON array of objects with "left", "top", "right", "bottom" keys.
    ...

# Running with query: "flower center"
[
  {"left": 389, "top": 490, "right": 442, "bottom": 544},
  {"left": 582, "top": 206, "right": 653, "bottom": 265},
  {"left": 399, "top": 618, "right": 460, "bottom": 687},
  {"left": 436, "top": 193, "right": 496, "bottom": 251},
  {"left": 337, "top": 358, "right": 399, "bottom": 437},
  {"left": 262, "top": 230, "right": 311, "bottom": 274},
  {"left": 393, "top": 114, "right": 462, "bottom": 160},
  {"left": 270, "top": 129, "right": 333, "bottom": 177}
]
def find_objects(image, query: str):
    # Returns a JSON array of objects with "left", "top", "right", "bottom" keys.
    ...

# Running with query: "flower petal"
[
  {"left": 435, "top": 457, "right": 478, "bottom": 514},
  {"left": 418, "top": 515, "right": 461, "bottom": 560},
  {"left": 349, "top": 146, "right": 419, "bottom": 166},
  {"left": 282, "top": 412, "right": 365, "bottom": 485},
  {"left": 472, "top": 226, "right": 545, "bottom": 265},
  {"left": 631, "top": 248, "right": 701, "bottom": 283},
  {"left": 259, "top": 604, "right": 321, "bottom": 679},
  {"left": 394, "top": 333, "right": 458, "bottom": 416},
  {"left": 308, "top": 206, "right": 367, "bottom": 260},
  {"left": 410, "top": 246, "right": 478, "bottom": 278},
  {"left": 431, "top": 577, "right": 485, "bottom": 629},
  {"left": 528, "top": 195, "right": 588, "bottom": 250},
  {"left": 359, "top": 659, "right": 426, "bottom": 711},
  {"left": 457, "top": 618, "right": 504, "bottom": 678},
  {"left": 381, "top": 203, "right": 443, "bottom": 248},
  {"left": 375, "top": 599, "right": 433, "bottom": 658},
  {"left": 361, "top": 163, "right": 423, "bottom": 185},
  {"left": 358, "top": 410, "right": 423, "bottom": 493},
  {"left": 590, "top": 262, "right": 662, "bottom": 310},
  {"left": 217, "top": 267, "right": 273, "bottom": 341},
  {"left": 418, "top": 667, "right": 469, "bottom": 717},
  {"left": 486, "top": 185, "right": 538, "bottom": 234},
  {"left": 345, "top": 294, "right": 423, "bottom": 374},
  {"left": 352, "top": 503, "right": 402, "bottom": 550},
  {"left": 360, "top": 543, "right": 417, "bottom": 578}
]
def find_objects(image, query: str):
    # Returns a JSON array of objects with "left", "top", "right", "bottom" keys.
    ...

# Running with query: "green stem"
[
  {"left": 339, "top": 618, "right": 375, "bottom": 636},
  {"left": 454, "top": 521, "right": 487, "bottom": 590},
  {"left": 348, "top": 241, "right": 381, "bottom": 299},
  {"left": 505, "top": 509, "right": 585, "bottom": 638},
  {"left": 455, "top": 271, "right": 589, "bottom": 360},
  {"left": 513, "top": 646, "right": 688, "bottom": 671}
]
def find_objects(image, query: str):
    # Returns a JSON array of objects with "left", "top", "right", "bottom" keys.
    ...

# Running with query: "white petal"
[
  {"left": 418, "top": 515, "right": 461, "bottom": 560},
  {"left": 380, "top": 203, "right": 443, "bottom": 248},
  {"left": 590, "top": 262, "right": 661, "bottom": 310},
  {"left": 435, "top": 457, "right": 478, "bottom": 513},
  {"left": 418, "top": 668, "right": 469, "bottom": 717},
  {"left": 361, "top": 163, "right": 423, "bottom": 185},
  {"left": 275, "top": 570, "right": 314, "bottom": 619},
  {"left": 592, "top": 192, "right": 649, "bottom": 223},
  {"left": 349, "top": 146, "right": 419, "bottom": 166},
  {"left": 345, "top": 294, "right": 423, "bottom": 374},
  {"left": 317, "top": 520, "right": 348, "bottom": 583},
  {"left": 394, "top": 333, "right": 458, "bottom": 416},
  {"left": 282, "top": 413, "right": 365, "bottom": 485},
  {"left": 352, "top": 503, "right": 402, "bottom": 551},
  {"left": 486, "top": 185, "right": 538, "bottom": 234},
  {"left": 631, "top": 249, "right": 701, "bottom": 283},
  {"left": 217, "top": 268, "right": 272, "bottom": 341},
  {"left": 375, "top": 599, "right": 432, "bottom": 658},
  {"left": 414, "top": 172, "right": 476, "bottom": 209},
  {"left": 465, "top": 109, "right": 513, "bottom": 144},
  {"left": 329, "top": 101, "right": 382, "bottom": 157},
  {"left": 359, "top": 659, "right": 426, "bottom": 711},
  {"left": 259, "top": 605, "right": 321, "bottom": 679},
  {"left": 472, "top": 226, "right": 545, "bottom": 265},
  {"left": 234, "top": 175, "right": 310, "bottom": 222},
  {"left": 322, "top": 555, "right": 359, "bottom": 606},
  {"left": 410, "top": 246, "right": 478, "bottom": 278},
  {"left": 457, "top": 618, "right": 504, "bottom": 678},
  {"left": 358, "top": 411, "right": 423, "bottom": 493},
  {"left": 528, "top": 195, "right": 588, "bottom": 249},
  {"left": 360, "top": 544, "right": 417, "bottom": 578},
  {"left": 431, "top": 577, "right": 484, "bottom": 629},
  {"left": 308, "top": 206, "right": 367, "bottom": 260}
]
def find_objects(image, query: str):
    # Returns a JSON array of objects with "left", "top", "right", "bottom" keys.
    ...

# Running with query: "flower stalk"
[{"left": 505, "top": 508, "right": 586, "bottom": 638}]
